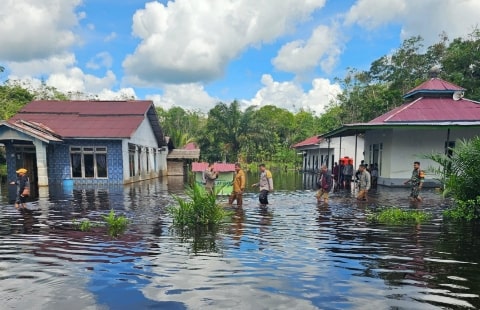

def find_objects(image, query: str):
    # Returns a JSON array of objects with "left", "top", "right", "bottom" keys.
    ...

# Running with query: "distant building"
[
  {"left": 292, "top": 135, "right": 364, "bottom": 172},
  {"left": 167, "top": 141, "right": 200, "bottom": 176},
  {"left": 324, "top": 77, "right": 480, "bottom": 186},
  {"left": 191, "top": 162, "right": 235, "bottom": 195},
  {"left": 0, "top": 100, "right": 167, "bottom": 199}
]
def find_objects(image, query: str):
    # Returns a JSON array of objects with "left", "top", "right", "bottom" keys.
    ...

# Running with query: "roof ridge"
[{"left": 383, "top": 97, "right": 421, "bottom": 122}]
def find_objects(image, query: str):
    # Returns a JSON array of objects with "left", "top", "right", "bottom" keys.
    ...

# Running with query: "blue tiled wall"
[{"left": 48, "top": 140, "right": 124, "bottom": 185}]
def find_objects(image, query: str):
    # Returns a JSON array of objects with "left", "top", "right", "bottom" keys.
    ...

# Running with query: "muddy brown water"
[{"left": 0, "top": 172, "right": 479, "bottom": 309}]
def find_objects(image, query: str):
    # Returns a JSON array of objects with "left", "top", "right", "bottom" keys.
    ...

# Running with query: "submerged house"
[
  {"left": 0, "top": 100, "right": 168, "bottom": 196},
  {"left": 324, "top": 77, "right": 480, "bottom": 186},
  {"left": 292, "top": 135, "right": 364, "bottom": 172}
]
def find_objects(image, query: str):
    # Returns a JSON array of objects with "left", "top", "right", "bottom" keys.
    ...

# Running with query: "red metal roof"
[
  {"left": 404, "top": 78, "right": 465, "bottom": 98},
  {"left": 370, "top": 97, "right": 480, "bottom": 123},
  {"left": 8, "top": 100, "right": 154, "bottom": 139},
  {"left": 192, "top": 162, "right": 236, "bottom": 172},
  {"left": 292, "top": 135, "right": 323, "bottom": 148}
]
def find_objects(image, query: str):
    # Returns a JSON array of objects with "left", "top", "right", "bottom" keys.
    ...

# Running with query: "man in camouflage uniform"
[{"left": 404, "top": 161, "right": 425, "bottom": 202}]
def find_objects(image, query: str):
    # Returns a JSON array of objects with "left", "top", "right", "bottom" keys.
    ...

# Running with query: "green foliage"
[
  {"left": 368, "top": 207, "right": 432, "bottom": 225},
  {"left": 443, "top": 197, "right": 480, "bottom": 221},
  {"left": 72, "top": 218, "right": 94, "bottom": 232},
  {"left": 425, "top": 137, "right": 480, "bottom": 201},
  {"left": 168, "top": 183, "right": 230, "bottom": 228},
  {"left": 0, "top": 83, "right": 34, "bottom": 120},
  {"left": 102, "top": 210, "right": 129, "bottom": 238}
]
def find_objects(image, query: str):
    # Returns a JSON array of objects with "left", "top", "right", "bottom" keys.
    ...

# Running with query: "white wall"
[
  {"left": 365, "top": 127, "right": 480, "bottom": 186},
  {"left": 298, "top": 135, "right": 364, "bottom": 171},
  {"left": 122, "top": 118, "right": 167, "bottom": 182}
]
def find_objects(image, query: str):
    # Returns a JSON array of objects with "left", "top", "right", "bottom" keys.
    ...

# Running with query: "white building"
[{"left": 324, "top": 77, "right": 480, "bottom": 186}]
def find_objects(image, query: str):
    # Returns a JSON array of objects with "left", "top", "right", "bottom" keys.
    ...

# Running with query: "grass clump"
[
  {"left": 368, "top": 207, "right": 432, "bottom": 225},
  {"left": 168, "top": 183, "right": 230, "bottom": 228},
  {"left": 102, "top": 209, "right": 129, "bottom": 238}
]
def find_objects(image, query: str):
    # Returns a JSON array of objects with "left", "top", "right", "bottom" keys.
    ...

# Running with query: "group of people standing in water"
[
  {"left": 316, "top": 160, "right": 425, "bottom": 204},
  {"left": 204, "top": 162, "right": 273, "bottom": 208}
]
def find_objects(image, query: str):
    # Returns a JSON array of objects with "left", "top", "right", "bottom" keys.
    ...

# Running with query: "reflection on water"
[{"left": 0, "top": 174, "right": 479, "bottom": 309}]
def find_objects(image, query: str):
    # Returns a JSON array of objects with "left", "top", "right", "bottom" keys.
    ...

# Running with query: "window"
[
  {"left": 128, "top": 144, "right": 136, "bottom": 177},
  {"left": 70, "top": 146, "right": 108, "bottom": 178}
]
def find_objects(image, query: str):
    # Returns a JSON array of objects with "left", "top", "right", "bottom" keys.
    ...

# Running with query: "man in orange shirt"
[{"left": 228, "top": 163, "right": 246, "bottom": 207}]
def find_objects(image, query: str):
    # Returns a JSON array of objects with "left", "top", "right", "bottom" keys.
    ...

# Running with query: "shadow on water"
[{"left": 0, "top": 173, "right": 479, "bottom": 309}]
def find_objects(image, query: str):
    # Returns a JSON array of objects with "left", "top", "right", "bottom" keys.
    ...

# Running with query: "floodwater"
[{"left": 0, "top": 171, "right": 479, "bottom": 310}]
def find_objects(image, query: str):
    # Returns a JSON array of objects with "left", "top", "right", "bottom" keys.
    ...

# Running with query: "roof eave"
[{"left": 323, "top": 122, "right": 480, "bottom": 138}]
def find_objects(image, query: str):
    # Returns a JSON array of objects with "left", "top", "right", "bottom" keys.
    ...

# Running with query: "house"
[
  {"left": 191, "top": 162, "right": 235, "bottom": 195},
  {"left": 0, "top": 100, "right": 168, "bottom": 197},
  {"left": 323, "top": 77, "right": 480, "bottom": 186},
  {"left": 167, "top": 142, "right": 201, "bottom": 176},
  {"left": 292, "top": 135, "right": 364, "bottom": 172}
]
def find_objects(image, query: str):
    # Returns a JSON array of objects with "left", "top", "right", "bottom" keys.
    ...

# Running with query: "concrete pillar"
[{"left": 33, "top": 139, "right": 49, "bottom": 187}]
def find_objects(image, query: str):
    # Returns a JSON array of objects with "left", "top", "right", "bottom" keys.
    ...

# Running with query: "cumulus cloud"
[
  {"left": 245, "top": 74, "right": 341, "bottom": 115},
  {"left": 345, "top": 0, "right": 480, "bottom": 44},
  {"left": 0, "top": 0, "right": 82, "bottom": 61},
  {"left": 273, "top": 25, "right": 343, "bottom": 74},
  {"left": 147, "top": 84, "right": 219, "bottom": 112},
  {"left": 123, "top": 0, "right": 326, "bottom": 85}
]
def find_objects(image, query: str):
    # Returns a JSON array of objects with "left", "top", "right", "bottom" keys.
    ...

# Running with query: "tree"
[{"left": 0, "top": 83, "right": 34, "bottom": 120}]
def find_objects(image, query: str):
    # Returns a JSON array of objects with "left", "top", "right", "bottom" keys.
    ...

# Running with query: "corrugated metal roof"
[
  {"left": 7, "top": 100, "right": 165, "bottom": 144},
  {"left": 167, "top": 149, "right": 200, "bottom": 159},
  {"left": 191, "top": 162, "right": 235, "bottom": 172},
  {"left": 403, "top": 78, "right": 465, "bottom": 98},
  {"left": 292, "top": 135, "right": 323, "bottom": 148},
  {"left": 370, "top": 97, "right": 480, "bottom": 123}
]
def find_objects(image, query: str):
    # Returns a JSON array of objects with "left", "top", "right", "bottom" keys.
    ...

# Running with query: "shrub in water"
[
  {"left": 443, "top": 197, "right": 480, "bottom": 221},
  {"left": 102, "top": 209, "right": 128, "bottom": 238},
  {"left": 168, "top": 183, "right": 230, "bottom": 228},
  {"left": 368, "top": 207, "right": 432, "bottom": 225}
]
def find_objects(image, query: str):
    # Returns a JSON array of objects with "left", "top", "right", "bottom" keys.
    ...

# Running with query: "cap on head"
[{"left": 16, "top": 168, "right": 27, "bottom": 174}]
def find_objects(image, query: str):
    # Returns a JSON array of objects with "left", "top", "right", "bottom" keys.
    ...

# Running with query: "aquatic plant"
[
  {"left": 443, "top": 197, "right": 480, "bottom": 221},
  {"left": 72, "top": 218, "right": 93, "bottom": 232},
  {"left": 102, "top": 209, "right": 129, "bottom": 238},
  {"left": 368, "top": 207, "right": 432, "bottom": 224},
  {"left": 168, "top": 183, "right": 230, "bottom": 228}
]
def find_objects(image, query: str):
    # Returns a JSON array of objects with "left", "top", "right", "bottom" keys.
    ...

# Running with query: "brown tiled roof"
[{"left": 8, "top": 100, "right": 165, "bottom": 146}]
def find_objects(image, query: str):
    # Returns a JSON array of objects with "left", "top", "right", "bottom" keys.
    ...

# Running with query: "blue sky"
[{"left": 1, "top": 0, "right": 479, "bottom": 114}]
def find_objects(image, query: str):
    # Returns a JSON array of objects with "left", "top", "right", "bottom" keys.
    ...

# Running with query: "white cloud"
[
  {"left": 147, "top": 84, "right": 219, "bottom": 112},
  {"left": 245, "top": 74, "right": 341, "bottom": 115},
  {"left": 7, "top": 52, "right": 117, "bottom": 94},
  {"left": 86, "top": 52, "right": 113, "bottom": 70},
  {"left": 123, "top": 0, "right": 327, "bottom": 85},
  {"left": 273, "top": 25, "right": 343, "bottom": 74},
  {"left": 0, "top": 0, "right": 82, "bottom": 61},
  {"left": 345, "top": 0, "right": 480, "bottom": 45}
]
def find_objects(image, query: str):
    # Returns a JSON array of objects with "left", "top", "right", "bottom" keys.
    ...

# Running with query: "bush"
[
  {"left": 443, "top": 197, "right": 480, "bottom": 221},
  {"left": 102, "top": 210, "right": 129, "bottom": 238},
  {"left": 168, "top": 183, "right": 230, "bottom": 228},
  {"left": 368, "top": 207, "right": 432, "bottom": 225},
  {"left": 425, "top": 137, "right": 480, "bottom": 201}
]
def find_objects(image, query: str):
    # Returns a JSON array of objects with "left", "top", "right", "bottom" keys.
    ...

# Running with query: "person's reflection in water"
[
  {"left": 231, "top": 208, "right": 245, "bottom": 247},
  {"left": 316, "top": 203, "right": 332, "bottom": 225},
  {"left": 257, "top": 208, "right": 272, "bottom": 251},
  {"left": 19, "top": 208, "right": 37, "bottom": 234}
]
